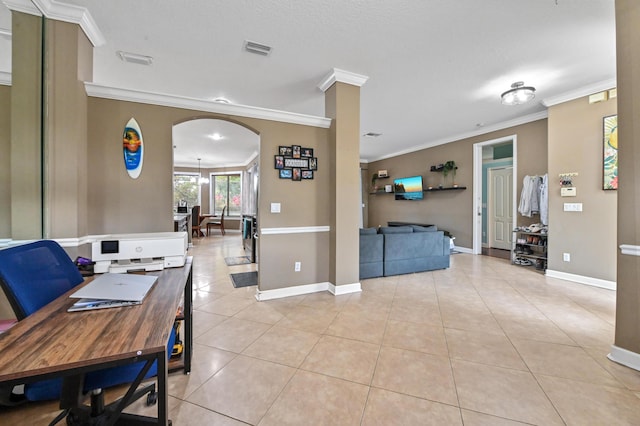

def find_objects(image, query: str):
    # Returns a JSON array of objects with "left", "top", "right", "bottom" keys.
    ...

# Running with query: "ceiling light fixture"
[
  {"left": 210, "top": 133, "right": 223, "bottom": 141},
  {"left": 244, "top": 40, "right": 272, "bottom": 56},
  {"left": 117, "top": 51, "right": 153, "bottom": 66},
  {"left": 213, "top": 97, "right": 230, "bottom": 104},
  {"left": 197, "top": 158, "right": 209, "bottom": 185},
  {"left": 501, "top": 81, "right": 536, "bottom": 105},
  {"left": 363, "top": 132, "right": 382, "bottom": 138}
]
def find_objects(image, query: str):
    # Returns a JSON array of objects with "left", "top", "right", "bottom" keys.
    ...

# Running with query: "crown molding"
[
  {"left": 363, "top": 110, "right": 548, "bottom": 163},
  {"left": 2, "top": 0, "right": 40, "bottom": 15},
  {"left": 84, "top": 82, "right": 332, "bottom": 129},
  {"left": 0, "top": 71, "right": 10, "bottom": 85},
  {"left": 4, "top": 0, "right": 105, "bottom": 46},
  {"left": 318, "top": 68, "right": 369, "bottom": 92},
  {"left": 542, "top": 78, "right": 617, "bottom": 107}
]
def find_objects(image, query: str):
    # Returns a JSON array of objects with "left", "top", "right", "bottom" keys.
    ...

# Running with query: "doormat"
[
  {"left": 230, "top": 271, "right": 258, "bottom": 288},
  {"left": 225, "top": 256, "right": 251, "bottom": 266}
]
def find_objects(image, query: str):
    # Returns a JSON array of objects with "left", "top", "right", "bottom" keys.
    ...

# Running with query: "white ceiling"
[{"left": 1, "top": 0, "right": 617, "bottom": 168}]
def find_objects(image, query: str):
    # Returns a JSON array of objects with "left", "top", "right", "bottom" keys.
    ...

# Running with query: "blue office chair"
[{"left": 0, "top": 240, "right": 175, "bottom": 423}]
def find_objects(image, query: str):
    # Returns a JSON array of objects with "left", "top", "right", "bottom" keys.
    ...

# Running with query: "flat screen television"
[{"left": 394, "top": 176, "right": 424, "bottom": 200}]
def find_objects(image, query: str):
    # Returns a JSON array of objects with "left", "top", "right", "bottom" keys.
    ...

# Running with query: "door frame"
[{"left": 472, "top": 135, "right": 517, "bottom": 255}]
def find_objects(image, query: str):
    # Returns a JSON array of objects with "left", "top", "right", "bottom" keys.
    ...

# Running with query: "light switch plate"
[{"left": 271, "top": 203, "right": 281, "bottom": 213}]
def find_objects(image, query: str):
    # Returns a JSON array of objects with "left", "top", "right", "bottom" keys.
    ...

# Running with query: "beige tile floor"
[{"left": 3, "top": 233, "right": 640, "bottom": 425}]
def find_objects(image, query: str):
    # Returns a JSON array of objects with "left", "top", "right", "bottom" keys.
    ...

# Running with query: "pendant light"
[
  {"left": 197, "top": 158, "right": 209, "bottom": 185},
  {"left": 501, "top": 81, "right": 536, "bottom": 105}
]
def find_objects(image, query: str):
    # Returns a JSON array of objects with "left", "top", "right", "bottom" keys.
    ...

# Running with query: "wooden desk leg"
[{"left": 158, "top": 351, "right": 169, "bottom": 425}]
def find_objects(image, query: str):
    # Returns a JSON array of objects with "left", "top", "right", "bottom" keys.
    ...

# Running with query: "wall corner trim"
[
  {"left": 317, "top": 68, "right": 369, "bottom": 92},
  {"left": 619, "top": 244, "right": 640, "bottom": 256},
  {"left": 545, "top": 269, "right": 616, "bottom": 291},
  {"left": 29, "top": 0, "right": 105, "bottom": 46},
  {"left": 0, "top": 71, "right": 11, "bottom": 86},
  {"left": 3, "top": 0, "right": 41, "bottom": 15},
  {"left": 608, "top": 344, "right": 640, "bottom": 372},
  {"left": 84, "top": 82, "right": 332, "bottom": 129},
  {"left": 328, "top": 282, "right": 362, "bottom": 296}
]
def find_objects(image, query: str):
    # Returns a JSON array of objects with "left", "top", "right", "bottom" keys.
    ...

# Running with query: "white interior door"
[{"left": 489, "top": 167, "right": 513, "bottom": 250}]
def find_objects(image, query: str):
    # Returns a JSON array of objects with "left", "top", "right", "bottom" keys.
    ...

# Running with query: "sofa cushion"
[
  {"left": 379, "top": 226, "right": 413, "bottom": 234},
  {"left": 411, "top": 225, "right": 438, "bottom": 232},
  {"left": 359, "top": 227, "right": 378, "bottom": 235}
]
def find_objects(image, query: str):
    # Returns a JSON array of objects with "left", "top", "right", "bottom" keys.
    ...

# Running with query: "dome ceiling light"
[{"left": 501, "top": 81, "right": 536, "bottom": 106}]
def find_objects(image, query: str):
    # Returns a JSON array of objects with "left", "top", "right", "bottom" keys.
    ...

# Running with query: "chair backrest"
[
  {"left": 0, "top": 240, "right": 84, "bottom": 320},
  {"left": 191, "top": 205, "right": 201, "bottom": 226},
  {"left": 220, "top": 205, "right": 226, "bottom": 219}
]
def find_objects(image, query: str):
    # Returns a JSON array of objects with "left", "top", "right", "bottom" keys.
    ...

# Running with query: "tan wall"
[
  {"left": 547, "top": 95, "right": 617, "bottom": 281},
  {"left": 44, "top": 20, "right": 92, "bottom": 239},
  {"left": 367, "top": 119, "right": 547, "bottom": 248},
  {"left": 614, "top": 0, "right": 640, "bottom": 353},
  {"left": 0, "top": 85, "right": 10, "bottom": 239},
  {"left": 87, "top": 99, "right": 331, "bottom": 291}
]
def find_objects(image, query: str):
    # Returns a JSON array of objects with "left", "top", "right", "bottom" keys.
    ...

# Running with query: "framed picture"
[
  {"left": 284, "top": 157, "right": 308, "bottom": 168},
  {"left": 292, "top": 145, "right": 301, "bottom": 159},
  {"left": 279, "top": 169, "right": 292, "bottom": 179},
  {"left": 274, "top": 155, "right": 284, "bottom": 169},
  {"left": 292, "top": 168, "right": 301, "bottom": 181},
  {"left": 603, "top": 114, "right": 618, "bottom": 190},
  {"left": 301, "top": 170, "right": 313, "bottom": 179},
  {"left": 309, "top": 157, "right": 317, "bottom": 170},
  {"left": 301, "top": 147, "right": 314, "bottom": 158},
  {"left": 279, "top": 146, "right": 292, "bottom": 156}
]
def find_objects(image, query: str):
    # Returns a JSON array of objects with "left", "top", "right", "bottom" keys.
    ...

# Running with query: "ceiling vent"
[
  {"left": 117, "top": 51, "right": 153, "bottom": 66},
  {"left": 244, "top": 40, "right": 272, "bottom": 56},
  {"left": 363, "top": 132, "right": 382, "bottom": 138}
]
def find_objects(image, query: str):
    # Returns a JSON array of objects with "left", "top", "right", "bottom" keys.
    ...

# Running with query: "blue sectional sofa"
[{"left": 359, "top": 225, "right": 450, "bottom": 279}]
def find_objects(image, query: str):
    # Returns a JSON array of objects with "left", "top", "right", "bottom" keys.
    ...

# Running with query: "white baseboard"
[
  {"left": 608, "top": 344, "right": 640, "bottom": 372},
  {"left": 545, "top": 269, "right": 616, "bottom": 290},
  {"left": 453, "top": 246, "right": 473, "bottom": 254},
  {"left": 255, "top": 282, "right": 330, "bottom": 301},
  {"left": 255, "top": 281, "right": 362, "bottom": 301},
  {"left": 328, "top": 282, "right": 362, "bottom": 296}
]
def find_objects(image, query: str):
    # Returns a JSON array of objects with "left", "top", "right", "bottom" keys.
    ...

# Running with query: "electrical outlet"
[
  {"left": 563, "top": 253, "right": 571, "bottom": 262},
  {"left": 294, "top": 261, "right": 301, "bottom": 272}
]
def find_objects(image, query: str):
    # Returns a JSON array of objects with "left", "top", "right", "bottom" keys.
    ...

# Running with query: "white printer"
[{"left": 91, "top": 232, "right": 188, "bottom": 274}]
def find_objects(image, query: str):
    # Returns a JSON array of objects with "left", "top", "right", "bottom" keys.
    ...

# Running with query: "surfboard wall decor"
[{"left": 122, "top": 118, "right": 144, "bottom": 179}]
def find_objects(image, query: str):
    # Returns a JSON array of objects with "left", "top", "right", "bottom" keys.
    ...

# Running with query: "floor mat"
[
  {"left": 230, "top": 271, "right": 258, "bottom": 288},
  {"left": 224, "top": 256, "right": 251, "bottom": 266}
]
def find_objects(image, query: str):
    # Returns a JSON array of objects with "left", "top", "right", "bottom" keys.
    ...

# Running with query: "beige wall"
[
  {"left": 614, "top": 0, "right": 640, "bottom": 354},
  {"left": 44, "top": 20, "right": 92, "bottom": 239},
  {"left": 367, "top": 119, "right": 547, "bottom": 248},
  {"left": 0, "top": 85, "right": 10, "bottom": 239},
  {"left": 547, "top": 95, "right": 617, "bottom": 281},
  {"left": 87, "top": 99, "right": 331, "bottom": 292}
]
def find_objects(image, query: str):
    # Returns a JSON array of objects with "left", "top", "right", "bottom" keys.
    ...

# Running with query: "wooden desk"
[{"left": 0, "top": 258, "right": 193, "bottom": 425}]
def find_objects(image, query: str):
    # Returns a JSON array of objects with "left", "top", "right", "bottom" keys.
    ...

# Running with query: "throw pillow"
[
  {"left": 379, "top": 226, "right": 414, "bottom": 234},
  {"left": 411, "top": 225, "right": 438, "bottom": 232},
  {"left": 359, "top": 227, "right": 378, "bottom": 235}
]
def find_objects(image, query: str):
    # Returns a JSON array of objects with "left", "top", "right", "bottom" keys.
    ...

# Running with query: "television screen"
[{"left": 394, "top": 176, "right": 424, "bottom": 200}]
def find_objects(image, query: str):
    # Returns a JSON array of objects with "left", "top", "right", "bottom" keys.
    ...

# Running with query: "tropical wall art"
[
  {"left": 123, "top": 118, "right": 144, "bottom": 179},
  {"left": 603, "top": 114, "right": 618, "bottom": 190}
]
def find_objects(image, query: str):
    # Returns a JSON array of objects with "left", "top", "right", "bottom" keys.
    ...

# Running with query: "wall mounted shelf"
[{"left": 424, "top": 186, "right": 466, "bottom": 192}]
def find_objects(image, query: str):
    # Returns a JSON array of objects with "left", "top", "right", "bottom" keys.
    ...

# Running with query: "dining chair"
[
  {"left": 191, "top": 205, "right": 203, "bottom": 237},
  {"left": 207, "top": 205, "right": 226, "bottom": 236},
  {"left": 0, "top": 240, "right": 175, "bottom": 424}
]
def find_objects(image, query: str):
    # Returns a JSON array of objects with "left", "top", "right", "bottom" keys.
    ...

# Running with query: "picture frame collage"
[{"left": 275, "top": 145, "right": 317, "bottom": 181}]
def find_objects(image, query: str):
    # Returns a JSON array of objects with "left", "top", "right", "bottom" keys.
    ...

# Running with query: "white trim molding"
[
  {"left": 318, "top": 68, "right": 369, "bottom": 92},
  {"left": 31, "top": 0, "right": 105, "bottom": 46},
  {"left": 85, "top": 82, "right": 332, "bottom": 129},
  {"left": 608, "top": 344, "right": 640, "bottom": 372},
  {"left": 620, "top": 244, "right": 640, "bottom": 256},
  {"left": 255, "top": 281, "right": 361, "bottom": 301},
  {"left": 328, "top": 282, "right": 362, "bottom": 296},
  {"left": 2, "top": 0, "right": 41, "bottom": 15},
  {"left": 542, "top": 79, "right": 617, "bottom": 107},
  {"left": 545, "top": 269, "right": 616, "bottom": 291},
  {"left": 255, "top": 282, "right": 330, "bottom": 301},
  {"left": 0, "top": 71, "right": 11, "bottom": 86},
  {"left": 453, "top": 246, "right": 473, "bottom": 254},
  {"left": 260, "top": 226, "right": 330, "bottom": 235}
]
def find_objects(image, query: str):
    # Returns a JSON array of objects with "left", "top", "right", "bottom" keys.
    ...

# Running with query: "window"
[
  {"left": 212, "top": 173, "right": 241, "bottom": 217},
  {"left": 173, "top": 172, "right": 200, "bottom": 208}
]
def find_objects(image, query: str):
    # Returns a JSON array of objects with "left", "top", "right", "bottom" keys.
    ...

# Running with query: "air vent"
[
  {"left": 244, "top": 40, "right": 272, "bottom": 56},
  {"left": 117, "top": 51, "right": 153, "bottom": 66},
  {"left": 363, "top": 132, "right": 382, "bottom": 138}
]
